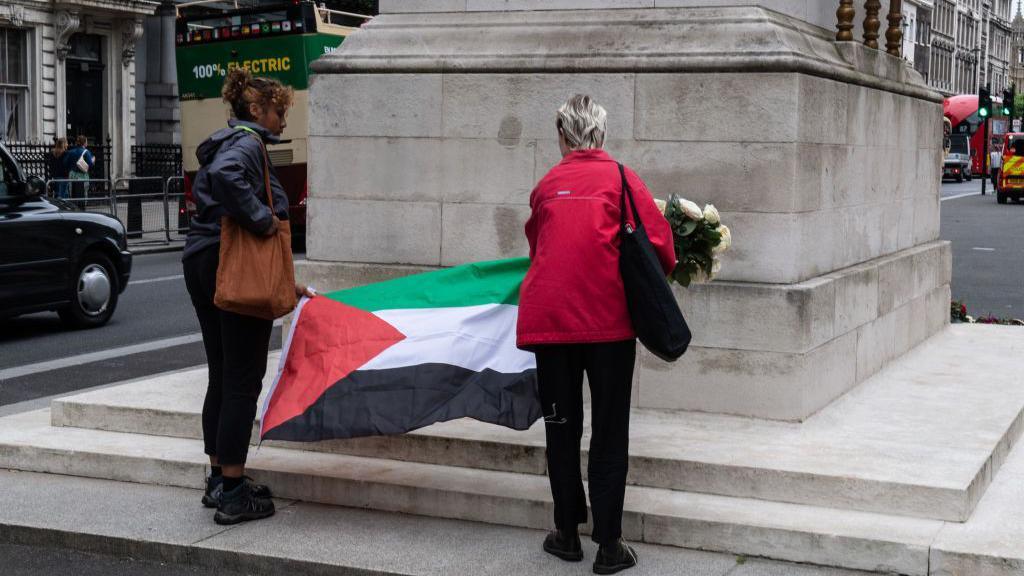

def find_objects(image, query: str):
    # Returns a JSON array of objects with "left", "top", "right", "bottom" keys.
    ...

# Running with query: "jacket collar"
[
  {"left": 558, "top": 148, "right": 613, "bottom": 165},
  {"left": 228, "top": 119, "right": 280, "bottom": 145}
]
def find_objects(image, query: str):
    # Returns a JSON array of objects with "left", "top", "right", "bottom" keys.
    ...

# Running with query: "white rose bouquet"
[{"left": 659, "top": 195, "right": 731, "bottom": 287}]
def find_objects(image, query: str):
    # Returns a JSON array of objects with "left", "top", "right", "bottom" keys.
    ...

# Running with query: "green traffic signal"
[{"left": 980, "top": 106, "right": 990, "bottom": 118}]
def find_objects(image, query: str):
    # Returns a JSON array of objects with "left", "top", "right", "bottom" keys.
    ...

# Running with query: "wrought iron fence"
[
  {"left": 3, "top": 137, "right": 114, "bottom": 183},
  {"left": 132, "top": 144, "right": 182, "bottom": 179}
]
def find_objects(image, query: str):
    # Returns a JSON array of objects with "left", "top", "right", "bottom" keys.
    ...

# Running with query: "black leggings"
[
  {"left": 183, "top": 245, "right": 273, "bottom": 467},
  {"left": 535, "top": 339, "right": 635, "bottom": 545}
]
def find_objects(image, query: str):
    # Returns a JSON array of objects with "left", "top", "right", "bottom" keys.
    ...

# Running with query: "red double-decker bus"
[{"left": 944, "top": 94, "right": 1009, "bottom": 178}]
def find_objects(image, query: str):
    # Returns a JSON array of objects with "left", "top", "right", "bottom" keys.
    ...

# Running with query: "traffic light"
[
  {"left": 979, "top": 85, "right": 992, "bottom": 118},
  {"left": 1002, "top": 88, "right": 1014, "bottom": 116}
]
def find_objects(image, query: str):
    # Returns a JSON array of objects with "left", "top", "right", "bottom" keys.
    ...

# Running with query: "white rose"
[
  {"left": 711, "top": 257, "right": 722, "bottom": 277},
  {"left": 703, "top": 204, "right": 721, "bottom": 225},
  {"left": 714, "top": 224, "right": 732, "bottom": 253},
  {"left": 654, "top": 198, "right": 667, "bottom": 215},
  {"left": 676, "top": 197, "right": 703, "bottom": 221},
  {"left": 691, "top": 268, "right": 708, "bottom": 284}
]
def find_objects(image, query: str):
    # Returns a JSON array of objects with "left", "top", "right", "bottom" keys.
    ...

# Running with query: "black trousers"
[
  {"left": 535, "top": 339, "right": 635, "bottom": 545},
  {"left": 183, "top": 245, "right": 273, "bottom": 467}
]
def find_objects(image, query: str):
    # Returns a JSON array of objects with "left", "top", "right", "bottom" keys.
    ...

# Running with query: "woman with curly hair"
[{"left": 182, "top": 67, "right": 313, "bottom": 525}]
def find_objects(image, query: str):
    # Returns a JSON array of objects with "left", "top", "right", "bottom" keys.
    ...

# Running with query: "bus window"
[{"left": 1013, "top": 140, "right": 1024, "bottom": 156}]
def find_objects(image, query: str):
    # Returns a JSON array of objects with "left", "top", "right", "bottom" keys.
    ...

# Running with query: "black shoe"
[
  {"left": 202, "top": 475, "right": 273, "bottom": 508},
  {"left": 593, "top": 539, "right": 638, "bottom": 575},
  {"left": 543, "top": 529, "right": 583, "bottom": 562},
  {"left": 213, "top": 481, "right": 275, "bottom": 525}
]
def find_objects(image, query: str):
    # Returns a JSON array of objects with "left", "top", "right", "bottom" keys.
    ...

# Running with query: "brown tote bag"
[{"left": 214, "top": 133, "right": 297, "bottom": 320}]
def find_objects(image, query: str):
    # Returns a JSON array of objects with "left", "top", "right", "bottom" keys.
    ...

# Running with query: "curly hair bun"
[{"left": 222, "top": 67, "right": 253, "bottom": 104}]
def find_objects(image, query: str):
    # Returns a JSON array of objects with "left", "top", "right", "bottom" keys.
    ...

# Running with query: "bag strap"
[
  {"left": 235, "top": 125, "right": 274, "bottom": 209},
  {"left": 618, "top": 163, "right": 642, "bottom": 231}
]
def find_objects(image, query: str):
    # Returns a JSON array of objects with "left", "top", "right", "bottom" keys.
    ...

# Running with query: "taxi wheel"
[
  {"left": 58, "top": 251, "right": 119, "bottom": 328},
  {"left": 997, "top": 192, "right": 1008, "bottom": 204}
]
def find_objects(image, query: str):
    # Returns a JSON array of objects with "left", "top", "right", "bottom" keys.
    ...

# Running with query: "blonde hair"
[
  {"left": 556, "top": 94, "right": 607, "bottom": 150},
  {"left": 222, "top": 67, "right": 294, "bottom": 121}
]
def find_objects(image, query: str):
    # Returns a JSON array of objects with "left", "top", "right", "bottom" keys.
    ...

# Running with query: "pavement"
[{"left": 2, "top": 542, "right": 246, "bottom": 576}]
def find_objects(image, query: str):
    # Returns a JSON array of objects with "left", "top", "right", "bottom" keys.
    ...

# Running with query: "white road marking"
[
  {"left": 941, "top": 192, "right": 982, "bottom": 202},
  {"left": 128, "top": 274, "right": 184, "bottom": 286},
  {"left": 972, "top": 247, "right": 996, "bottom": 251},
  {"left": 0, "top": 319, "right": 284, "bottom": 382}
]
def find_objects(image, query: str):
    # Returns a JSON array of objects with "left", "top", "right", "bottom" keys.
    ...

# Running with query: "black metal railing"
[
  {"left": 132, "top": 144, "right": 183, "bottom": 179},
  {"left": 3, "top": 137, "right": 114, "bottom": 183}
]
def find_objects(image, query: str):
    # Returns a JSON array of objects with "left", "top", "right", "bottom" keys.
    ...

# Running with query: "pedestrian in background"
[
  {"left": 50, "top": 137, "right": 69, "bottom": 199},
  {"left": 63, "top": 135, "right": 94, "bottom": 199},
  {"left": 183, "top": 67, "right": 313, "bottom": 525},
  {"left": 516, "top": 94, "right": 676, "bottom": 575},
  {"left": 990, "top": 138, "right": 1002, "bottom": 188}
]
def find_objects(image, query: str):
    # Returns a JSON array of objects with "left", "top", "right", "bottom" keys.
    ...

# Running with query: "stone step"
[
  {"left": 49, "top": 325, "right": 1024, "bottom": 523},
  {"left": 0, "top": 409, "right": 941, "bottom": 576},
  {"left": 0, "top": 469, "right": 883, "bottom": 576}
]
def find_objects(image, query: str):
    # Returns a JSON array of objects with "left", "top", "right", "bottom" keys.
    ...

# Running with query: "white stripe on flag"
[{"left": 363, "top": 303, "right": 535, "bottom": 374}]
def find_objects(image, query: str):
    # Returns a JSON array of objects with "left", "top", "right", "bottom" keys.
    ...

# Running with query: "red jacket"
[{"left": 516, "top": 149, "right": 676, "bottom": 348}]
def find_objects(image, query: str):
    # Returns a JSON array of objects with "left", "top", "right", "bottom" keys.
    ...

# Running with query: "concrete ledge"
[
  {"left": 0, "top": 410, "right": 941, "bottom": 575},
  {"left": 48, "top": 325, "right": 1024, "bottom": 523},
  {"left": 316, "top": 8, "right": 939, "bottom": 102},
  {"left": 0, "top": 471, "right": 781, "bottom": 576},
  {"left": 292, "top": 242, "right": 951, "bottom": 420},
  {"left": 296, "top": 241, "right": 949, "bottom": 357}
]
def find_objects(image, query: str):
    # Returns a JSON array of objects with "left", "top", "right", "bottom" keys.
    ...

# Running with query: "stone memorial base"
[{"left": 297, "top": 5, "right": 947, "bottom": 421}]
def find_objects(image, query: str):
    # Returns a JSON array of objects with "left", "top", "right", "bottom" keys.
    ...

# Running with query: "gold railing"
[{"left": 836, "top": 0, "right": 904, "bottom": 56}]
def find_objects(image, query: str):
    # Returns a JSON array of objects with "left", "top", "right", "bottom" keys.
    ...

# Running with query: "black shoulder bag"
[{"left": 618, "top": 163, "right": 691, "bottom": 362}]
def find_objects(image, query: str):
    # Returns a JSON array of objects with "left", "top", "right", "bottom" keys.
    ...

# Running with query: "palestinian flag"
[{"left": 260, "top": 258, "right": 541, "bottom": 442}]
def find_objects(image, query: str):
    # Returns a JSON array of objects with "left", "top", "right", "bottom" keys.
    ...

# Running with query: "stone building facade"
[
  {"left": 925, "top": 0, "right": 1013, "bottom": 95},
  {"left": 0, "top": 0, "right": 158, "bottom": 176},
  {"left": 1009, "top": 5, "right": 1024, "bottom": 91}
]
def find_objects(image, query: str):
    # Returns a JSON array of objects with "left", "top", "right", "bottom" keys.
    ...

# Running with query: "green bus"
[{"left": 175, "top": 1, "right": 369, "bottom": 239}]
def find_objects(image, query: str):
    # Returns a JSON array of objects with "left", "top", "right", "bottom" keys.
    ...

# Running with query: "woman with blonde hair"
[
  {"left": 51, "top": 137, "right": 69, "bottom": 198},
  {"left": 517, "top": 95, "right": 675, "bottom": 574},
  {"left": 183, "top": 67, "right": 313, "bottom": 525}
]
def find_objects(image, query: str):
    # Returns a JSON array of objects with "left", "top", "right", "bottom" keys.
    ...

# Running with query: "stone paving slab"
[
  {"left": 0, "top": 409, "right": 942, "bottom": 575},
  {"left": 928, "top": 413, "right": 1024, "bottom": 576},
  {"left": 49, "top": 325, "right": 1024, "bottom": 522},
  {"left": 0, "top": 470, "right": 878, "bottom": 576}
]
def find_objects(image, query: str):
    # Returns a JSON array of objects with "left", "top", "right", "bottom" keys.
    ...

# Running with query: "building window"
[{"left": 0, "top": 28, "right": 27, "bottom": 141}]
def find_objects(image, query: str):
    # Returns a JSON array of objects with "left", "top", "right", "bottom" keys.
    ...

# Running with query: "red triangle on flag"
[{"left": 261, "top": 297, "right": 405, "bottom": 436}]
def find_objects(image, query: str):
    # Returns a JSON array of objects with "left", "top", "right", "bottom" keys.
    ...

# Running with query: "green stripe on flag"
[{"left": 326, "top": 257, "right": 529, "bottom": 312}]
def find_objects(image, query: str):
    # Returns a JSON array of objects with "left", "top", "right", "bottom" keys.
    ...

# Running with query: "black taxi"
[{"left": 0, "top": 142, "right": 132, "bottom": 327}]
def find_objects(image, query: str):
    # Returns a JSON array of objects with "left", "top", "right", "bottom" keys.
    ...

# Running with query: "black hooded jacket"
[{"left": 183, "top": 119, "right": 290, "bottom": 260}]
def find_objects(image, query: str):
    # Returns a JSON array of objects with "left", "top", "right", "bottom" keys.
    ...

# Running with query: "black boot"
[
  {"left": 203, "top": 475, "right": 274, "bottom": 508},
  {"left": 213, "top": 480, "right": 275, "bottom": 525},
  {"left": 593, "top": 539, "right": 637, "bottom": 575},
  {"left": 543, "top": 529, "right": 583, "bottom": 562}
]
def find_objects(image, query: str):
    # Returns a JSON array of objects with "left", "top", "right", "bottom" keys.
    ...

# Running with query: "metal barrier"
[
  {"left": 45, "top": 175, "right": 186, "bottom": 245},
  {"left": 45, "top": 178, "right": 114, "bottom": 214},
  {"left": 112, "top": 176, "right": 171, "bottom": 243}
]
